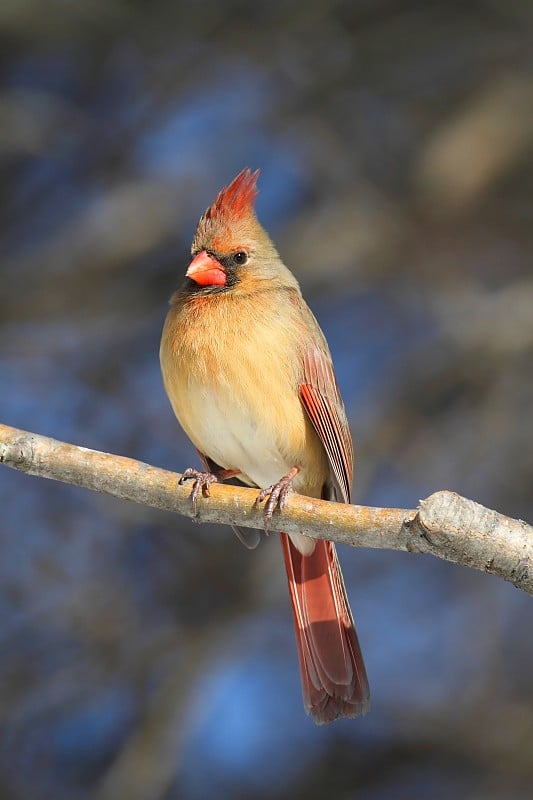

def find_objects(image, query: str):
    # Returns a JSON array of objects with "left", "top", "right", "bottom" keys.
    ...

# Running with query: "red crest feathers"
[{"left": 206, "top": 168, "right": 260, "bottom": 221}]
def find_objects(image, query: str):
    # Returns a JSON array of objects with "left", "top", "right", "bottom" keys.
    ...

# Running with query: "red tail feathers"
[{"left": 281, "top": 533, "right": 370, "bottom": 724}]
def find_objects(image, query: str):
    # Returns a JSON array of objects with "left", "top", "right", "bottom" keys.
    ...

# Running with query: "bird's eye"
[{"left": 232, "top": 250, "right": 248, "bottom": 266}]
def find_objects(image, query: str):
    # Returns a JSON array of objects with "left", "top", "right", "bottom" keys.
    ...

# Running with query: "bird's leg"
[
  {"left": 179, "top": 467, "right": 239, "bottom": 513},
  {"left": 254, "top": 466, "right": 300, "bottom": 531}
]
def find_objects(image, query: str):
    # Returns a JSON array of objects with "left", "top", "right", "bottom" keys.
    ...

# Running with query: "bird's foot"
[
  {"left": 254, "top": 467, "right": 299, "bottom": 531},
  {"left": 179, "top": 468, "right": 219, "bottom": 513}
]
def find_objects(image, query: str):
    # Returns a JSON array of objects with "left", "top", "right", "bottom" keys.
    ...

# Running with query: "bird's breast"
[
  {"left": 178, "top": 375, "right": 294, "bottom": 488},
  {"left": 160, "top": 291, "right": 328, "bottom": 496}
]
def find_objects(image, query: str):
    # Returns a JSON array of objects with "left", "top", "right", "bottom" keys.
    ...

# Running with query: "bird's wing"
[{"left": 299, "top": 343, "right": 353, "bottom": 504}]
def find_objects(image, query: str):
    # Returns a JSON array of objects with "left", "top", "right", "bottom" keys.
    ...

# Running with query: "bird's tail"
[{"left": 281, "top": 533, "right": 370, "bottom": 724}]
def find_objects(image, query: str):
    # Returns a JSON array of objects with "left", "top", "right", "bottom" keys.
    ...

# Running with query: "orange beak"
[{"left": 186, "top": 250, "right": 226, "bottom": 287}]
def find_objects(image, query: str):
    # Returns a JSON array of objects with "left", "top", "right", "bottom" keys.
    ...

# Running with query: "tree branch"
[{"left": 1, "top": 422, "right": 532, "bottom": 594}]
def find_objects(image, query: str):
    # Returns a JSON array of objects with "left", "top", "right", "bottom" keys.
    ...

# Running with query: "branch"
[{"left": 1, "top": 423, "right": 532, "bottom": 595}]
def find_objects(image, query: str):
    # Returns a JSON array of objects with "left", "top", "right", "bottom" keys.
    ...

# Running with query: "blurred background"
[{"left": 1, "top": 1, "right": 532, "bottom": 798}]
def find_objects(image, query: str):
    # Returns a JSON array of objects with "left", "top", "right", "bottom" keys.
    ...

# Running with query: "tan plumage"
[{"left": 160, "top": 169, "right": 370, "bottom": 722}]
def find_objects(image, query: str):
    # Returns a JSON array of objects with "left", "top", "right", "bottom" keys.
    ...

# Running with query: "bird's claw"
[
  {"left": 254, "top": 468, "right": 298, "bottom": 531},
  {"left": 179, "top": 468, "right": 218, "bottom": 513}
]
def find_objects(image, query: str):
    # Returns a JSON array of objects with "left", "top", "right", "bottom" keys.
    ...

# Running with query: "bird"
[{"left": 160, "top": 168, "right": 370, "bottom": 724}]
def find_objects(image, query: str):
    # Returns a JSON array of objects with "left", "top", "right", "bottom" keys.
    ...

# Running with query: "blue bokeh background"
[{"left": 1, "top": 3, "right": 532, "bottom": 798}]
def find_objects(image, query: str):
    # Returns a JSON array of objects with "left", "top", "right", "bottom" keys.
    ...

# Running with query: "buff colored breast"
[{"left": 159, "top": 288, "right": 328, "bottom": 499}]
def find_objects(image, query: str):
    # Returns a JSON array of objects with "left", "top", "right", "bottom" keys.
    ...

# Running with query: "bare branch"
[{"left": 1, "top": 423, "right": 532, "bottom": 595}]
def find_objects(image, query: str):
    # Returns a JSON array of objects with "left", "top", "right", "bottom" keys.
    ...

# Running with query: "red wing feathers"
[
  {"left": 284, "top": 346, "right": 370, "bottom": 722},
  {"left": 300, "top": 346, "right": 353, "bottom": 504}
]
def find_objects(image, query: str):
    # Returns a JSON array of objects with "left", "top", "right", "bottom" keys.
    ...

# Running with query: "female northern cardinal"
[{"left": 160, "top": 169, "right": 370, "bottom": 724}]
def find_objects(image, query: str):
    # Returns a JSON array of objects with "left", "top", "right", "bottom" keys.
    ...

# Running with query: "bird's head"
[{"left": 186, "top": 168, "right": 296, "bottom": 293}]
